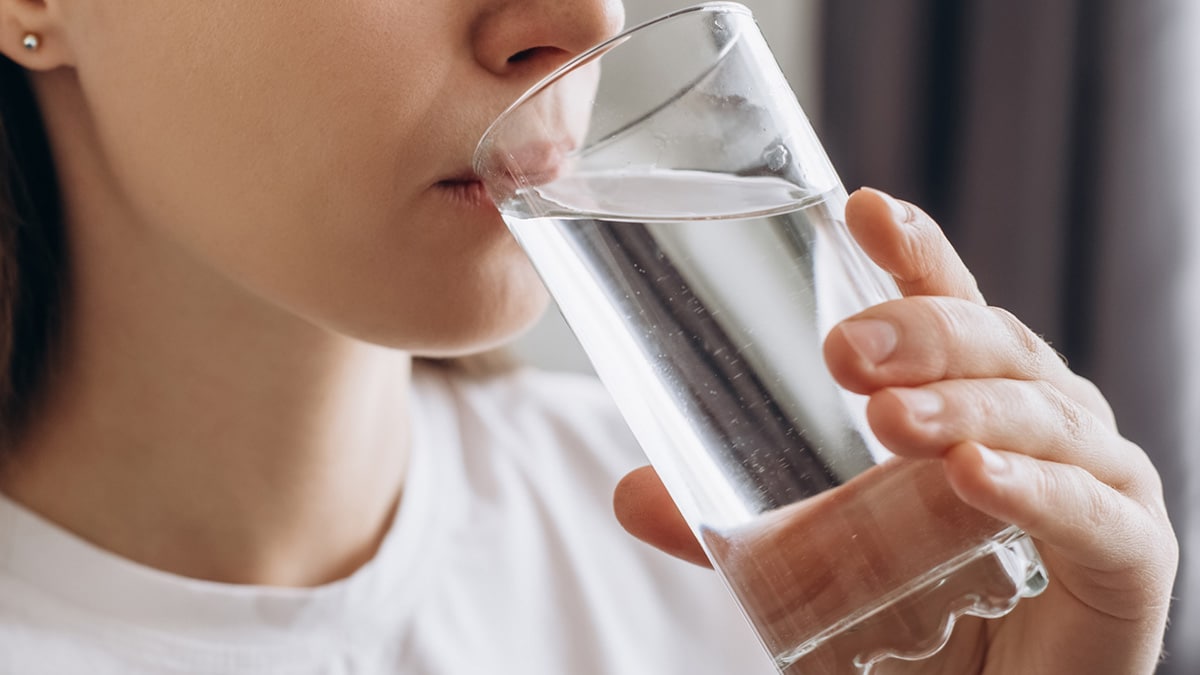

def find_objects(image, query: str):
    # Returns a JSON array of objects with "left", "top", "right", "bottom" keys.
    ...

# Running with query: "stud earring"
[{"left": 22, "top": 34, "right": 40, "bottom": 51}]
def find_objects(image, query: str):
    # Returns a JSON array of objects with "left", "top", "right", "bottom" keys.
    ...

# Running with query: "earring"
[{"left": 22, "top": 34, "right": 40, "bottom": 51}]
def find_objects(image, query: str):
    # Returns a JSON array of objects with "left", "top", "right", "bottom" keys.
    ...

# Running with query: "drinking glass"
[{"left": 473, "top": 3, "right": 1048, "bottom": 672}]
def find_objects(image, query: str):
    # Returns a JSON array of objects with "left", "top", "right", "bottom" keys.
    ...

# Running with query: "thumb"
[{"left": 613, "top": 466, "right": 711, "bottom": 568}]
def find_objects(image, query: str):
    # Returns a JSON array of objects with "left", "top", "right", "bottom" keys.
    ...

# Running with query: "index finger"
[{"left": 846, "top": 188, "right": 985, "bottom": 304}]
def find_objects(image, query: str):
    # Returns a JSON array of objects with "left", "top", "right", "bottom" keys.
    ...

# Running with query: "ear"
[{"left": 0, "top": 0, "right": 73, "bottom": 70}]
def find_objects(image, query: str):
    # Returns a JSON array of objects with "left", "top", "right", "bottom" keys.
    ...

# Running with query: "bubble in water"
[{"left": 764, "top": 145, "right": 790, "bottom": 172}]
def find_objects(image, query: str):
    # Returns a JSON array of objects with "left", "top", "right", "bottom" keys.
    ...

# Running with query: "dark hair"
[{"left": 0, "top": 55, "right": 67, "bottom": 452}]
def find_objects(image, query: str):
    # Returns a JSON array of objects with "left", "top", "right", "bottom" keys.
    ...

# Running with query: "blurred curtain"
[{"left": 818, "top": 1, "right": 1200, "bottom": 671}]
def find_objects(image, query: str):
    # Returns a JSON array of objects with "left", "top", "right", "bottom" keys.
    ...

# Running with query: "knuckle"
[
  {"left": 904, "top": 224, "right": 942, "bottom": 283},
  {"left": 1040, "top": 462, "right": 1110, "bottom": 528},
  {"left": 1118, "top": 438, "right": 1168, "bottom": 504},
  {"left": 909, "top": 295, "right": 959, "bottom": 330},
  {"left": 1075, "top": 470, "right": 1114, "bottom": 526},
  {"left": 907, "top": 296, "right": 968, "bottom": 357},
  {"left": 1017, "top": 461, "right": 1059, "bottom": 531},
  {"left": 956, "top": 379, "right": 999, "bottom": 426},
  {"left": 1037, "top": 381, "right": 1094, "bottom": 451},
  {"left": 1159, "top": 516, "right": 1181, "bottom": 566},
  {"left": 905, "top": 207, "right": 954, "bottom": 264},
  {"left": 988, "top": 306, "right": 1047, "bottom": 377},
  {"left": 1073, "top": 375, "right": 1119, "bottom": 428}
]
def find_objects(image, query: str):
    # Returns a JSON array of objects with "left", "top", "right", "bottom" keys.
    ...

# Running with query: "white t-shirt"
[{"left": 0, "top": 364, "right": 776, "bottom": 674}]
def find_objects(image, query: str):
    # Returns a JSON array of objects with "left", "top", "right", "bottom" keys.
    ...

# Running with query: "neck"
[
  {"left": 4, "top": 240, "right": 413, "bottom": 587},
  {"left": 1, "top": 83, "right": 412, "bottom": 586}
]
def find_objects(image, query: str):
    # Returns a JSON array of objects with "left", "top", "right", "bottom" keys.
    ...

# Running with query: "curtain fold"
[{"left": 820, "top": 2, "right": 1200, "bottom": 671}]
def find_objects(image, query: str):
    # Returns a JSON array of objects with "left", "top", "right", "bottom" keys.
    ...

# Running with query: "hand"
[{"left": 613, "top": 188, "right": 1177, "bottom": 674}]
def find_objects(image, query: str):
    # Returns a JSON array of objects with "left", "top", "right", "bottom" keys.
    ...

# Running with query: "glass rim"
[{"left": 472, "top": 1, "right": 754, "bottom": 171}]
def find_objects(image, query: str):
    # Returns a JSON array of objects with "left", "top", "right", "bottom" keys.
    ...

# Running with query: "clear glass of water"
[{"left": 473, "top": 3, "right": 1048, "bottom": 673}]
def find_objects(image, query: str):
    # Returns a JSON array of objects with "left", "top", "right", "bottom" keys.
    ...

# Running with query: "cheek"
[
  {"left": 67, "top": 3, "right": 547, "bottom": 350},
  {"left": 377, "top": 239, "right": 553, "bottom": 354},
  {"left": 76, "top": 0, "right": 446, "bottom": 229}
]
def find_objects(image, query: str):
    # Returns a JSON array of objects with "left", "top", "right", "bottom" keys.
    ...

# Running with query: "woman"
[{"left": 0, "top": 0, "right": 1176, "bottom": 673}]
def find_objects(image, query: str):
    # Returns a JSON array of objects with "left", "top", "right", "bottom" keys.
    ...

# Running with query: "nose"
[{"left": 473, "top": 0, "right": 625, "bottom": 78}]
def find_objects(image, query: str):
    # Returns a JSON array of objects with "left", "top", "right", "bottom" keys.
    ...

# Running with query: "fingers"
[
  {"left": 826, "top": 295, "right": 1071, "bottom": 389},
  {"left": 612, "top": 466, "right": 711, "bottom": 568},
  {"left": 845, "top": 188, "right": 985, "bottom": 304},
  {"left": 864, "top": 379, "right": 1153, "bottom": 494},
  {"left": 942, "top": 442, "right": 1178, "bottom": 621},
  {"left": 839, "top": 188, "right": 1117, "bottom": 429},
  {"left": 824, "top": 295, "right": 1115, "bottom": 424}
]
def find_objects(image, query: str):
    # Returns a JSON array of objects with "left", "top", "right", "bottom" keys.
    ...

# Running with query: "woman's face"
[{"left": 52, "top": 0, "right": 624, "bottom": 354}]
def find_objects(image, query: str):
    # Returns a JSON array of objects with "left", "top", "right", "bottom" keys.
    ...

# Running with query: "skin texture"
[
  {"left": 0, "top": 0, "right": 1177, "bottom": 671},
  {"left": 6, "top": 0, "right": 625, "bottom": 351},
  {"left": 615, "top": 189, "right": 1178, "bottom": 674},
  {"left": 0, "top": 0, "right": 623, "bottom": 585}
]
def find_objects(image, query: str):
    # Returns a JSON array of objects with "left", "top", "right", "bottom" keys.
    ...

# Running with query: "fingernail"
[
  {"left": 892, "top": 388, "right": 943, "bottom": 421},
  {"left": 840, "top": 319, "right": 898, "bottom": 365},
  {"left": 976, "top": 445, "right": 1009, "bottom": 477}
]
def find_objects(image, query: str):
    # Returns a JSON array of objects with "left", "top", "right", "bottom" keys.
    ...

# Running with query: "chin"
[
  {"left": 414, "top": 295, "right": 552, "bottom": 358},
  {"left": 414, "top": 248, "right": 554, "bottom": 356},
  {"left": 335, "top": 273, "right": 553, "bottom": 357},
  {"left": 296, "top": 229, "right": 552, "bottom": 355}
]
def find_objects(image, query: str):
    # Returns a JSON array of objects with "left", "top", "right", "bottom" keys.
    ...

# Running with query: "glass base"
[{"left": 775, "top": 527, "right": 1047, "bottom": 674}]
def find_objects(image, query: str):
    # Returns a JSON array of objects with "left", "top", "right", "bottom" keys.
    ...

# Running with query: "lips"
[
  {"left": 468, "top": 138, "right": 573, "bottom": 208},
  {"left": 434, "top": 173, "right": 492, "bottom": 209},
  {"left": 500, "top": 141, "right": 570, "bottom": 186},
  {"left": 468, "top": 62, "right": 596, "bottom": 204}
]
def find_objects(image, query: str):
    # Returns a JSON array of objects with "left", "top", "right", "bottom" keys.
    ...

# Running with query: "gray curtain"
[{"left": 819, "top": 1, "right": 1200, "bottom": 671}]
